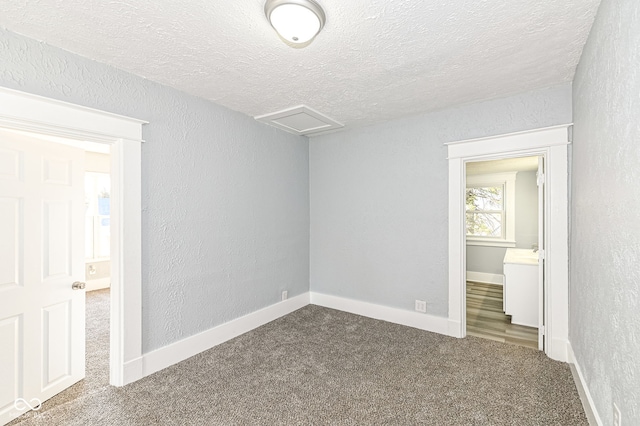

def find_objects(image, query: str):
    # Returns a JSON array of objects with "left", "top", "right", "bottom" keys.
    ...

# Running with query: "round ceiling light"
[{"left": 264, "top": 0, "right": 326, "bottom": 47}]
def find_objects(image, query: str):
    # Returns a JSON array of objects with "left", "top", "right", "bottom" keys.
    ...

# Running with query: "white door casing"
[
  {"left": 0, "top": 131, "right": 85, "bottom": 424},
  {"left": 447, "top": 125, "right": 571, "bottom": 362},
  {"left": 537, "top": 156, "right": 545, "bottom": 351}
]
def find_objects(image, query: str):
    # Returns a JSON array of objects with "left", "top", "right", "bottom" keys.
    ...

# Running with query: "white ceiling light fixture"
[{"left": 264, "top": 0, "right": 326, "bottom": 48}]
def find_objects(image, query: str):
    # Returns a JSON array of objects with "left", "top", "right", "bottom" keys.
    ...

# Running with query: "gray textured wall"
[
  {"left": 571, "top": 0, "right": 640, "bottom": 423},
  {"left": 466, "top": 170, "right": 539, "bottom": 275},
  {"left": 466, "top": 246, "right": 507, "bottom": 276},
  {"left": 310, "top": 85, "right": 571, "bottom": 316},
  {"left": 0, "top": 28, "right": 310, "bottom": 353}
]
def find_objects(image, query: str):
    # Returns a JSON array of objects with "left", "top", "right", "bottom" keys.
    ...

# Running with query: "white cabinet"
[{"left": 503, "top": 249, "right": 538, "bottom": 327}]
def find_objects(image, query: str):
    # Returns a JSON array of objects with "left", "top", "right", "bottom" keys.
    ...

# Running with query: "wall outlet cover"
[
  {"left": 281, "top": 290, "right": 288, "bottom": 301},
  {"left": 415, "top": 300, "right": 427, "bottom": 313}
]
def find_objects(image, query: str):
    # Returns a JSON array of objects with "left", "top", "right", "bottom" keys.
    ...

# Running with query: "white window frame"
[{"left": 466, "top": 172, "right": 517, "bottom": 247}]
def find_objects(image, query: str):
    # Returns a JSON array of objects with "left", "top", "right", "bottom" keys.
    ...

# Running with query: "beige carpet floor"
[{"left": 11, "top": 290, "right": 587, "bottom": 425}]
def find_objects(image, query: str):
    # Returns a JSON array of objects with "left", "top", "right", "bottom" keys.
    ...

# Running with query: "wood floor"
[{"left": 466, "top": 281, "right": 538, "bottom": 350}]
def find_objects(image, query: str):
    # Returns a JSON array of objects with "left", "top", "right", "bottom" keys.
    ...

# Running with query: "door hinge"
[
  {"left": 537, "top": 172, "right": 545, "bottom": 186},
  {"left": 538, "top": 249, "right": 545, "bottom": 261},
  {"left": 540, "top": 325, "right": 545, "bottom": 335}
]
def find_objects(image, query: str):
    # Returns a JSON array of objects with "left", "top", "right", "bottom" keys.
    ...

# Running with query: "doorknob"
[{"left": 72, "top": 281, "right": 86, "bottom": 290}]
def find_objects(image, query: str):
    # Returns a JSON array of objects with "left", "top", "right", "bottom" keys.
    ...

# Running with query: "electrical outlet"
[
  {"left": 613, "top": 402, "right": 621, "bottom": 426},
  {"left": 281, "top": 290, "right": 288, "bottom": 301},
  {"left": 415, "top": 299, "right": 427, "bottom": 313}
]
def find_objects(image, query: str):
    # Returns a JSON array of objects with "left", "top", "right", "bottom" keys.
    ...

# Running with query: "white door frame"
[
  {"left": 446, "top": 125, "right": 571, "bottom": 362},
  {"left": 0, "top": 87, "right": 146, "bottom": 386}
]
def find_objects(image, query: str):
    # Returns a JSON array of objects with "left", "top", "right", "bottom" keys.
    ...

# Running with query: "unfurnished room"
[{"left": 0, "top": 0, "right": 639, "bottom": 425}]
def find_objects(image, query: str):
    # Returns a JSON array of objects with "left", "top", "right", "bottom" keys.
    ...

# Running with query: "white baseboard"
[
  {"left": 466, "top": 271, "right": 503, "bottom": 285},
  {"left": 121, "top": 356, "right": 143, "bottom": 386},
  {"left": 86, "top": 277, "right": 111, "bottom": 292},
  {"left": 140, "top": 292, "right": 310, "bottom": 378},
  {"left": 310, "top": 292, "right": 451, "bottom": 336},
  {"left": 133, "top": 291, "right": 459, "bottom": 383},
  {"left": 567, "top": 343, "right": 602, "bottom": 426},
  {"left": 548, "top": 337, "right": 569, "bottom": 362},
  {"left": 447, "top": 320, "right": 463, "bottom": 338}
]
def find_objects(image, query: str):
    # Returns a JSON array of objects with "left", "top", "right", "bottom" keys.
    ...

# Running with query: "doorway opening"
[
  {"left": 446, "top": 125, "right": 570, "bottom": 362},
  {"left": 80, "top": 162, "right": 115, "bottom": 416},
  {"left": 85, "top": 151, "right": 112, "bottom": 292},
  {"left": 83, "top": 144, "right": 113, "bottom": 391},
  {"left": 464, "top": 155, "right": 543, "bottom": 350},
  {"left": 0, "top": 86, "right": 145, "bottom": 425}
]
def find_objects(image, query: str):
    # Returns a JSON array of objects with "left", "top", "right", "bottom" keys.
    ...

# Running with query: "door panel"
[
  {"left": 42, "top": 301, "right": 71, "bottom": 389},
  {"left": 42, "top": 201, "right": 72, "bottom": 280},
  {"left": 0, "top": 315, "right": 22, "bottom": 416},
  {"left": 42, "top": 158, "right": 72, "bottom": 186},
  {"left": 0, "top": 148, "right": 22, "bottom": 181},
  {"left": 0, "top": 129, "right": 85, "bottom": 425},
  {"left": 0, "top": 198, "right": 21, "bottom": 290}
]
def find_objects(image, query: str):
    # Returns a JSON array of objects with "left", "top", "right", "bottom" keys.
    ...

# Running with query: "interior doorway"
[
  {"left": 0, "top": 128, "right": 114, "bottom": 424},
  {"left": 0, "top": 86, "right": 145, "bottom": 424},
  {"left": 464, "top": 155, "right": 543, "bottom": 350},
  {"left": 446, "top": 125, "right": 570, "bottom": 362}
]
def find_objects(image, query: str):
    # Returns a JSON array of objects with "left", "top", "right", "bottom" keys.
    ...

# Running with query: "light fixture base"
[{"left": 264, "top": 0, "right": 326, "bottom": 47}]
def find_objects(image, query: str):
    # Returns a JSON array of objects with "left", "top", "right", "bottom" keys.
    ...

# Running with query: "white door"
[
  {"left": 0, "top": 129, "right": 85, "bottom": 424},
  {"left": 536, "top": 156, "right": 545, "bottom": 351}
]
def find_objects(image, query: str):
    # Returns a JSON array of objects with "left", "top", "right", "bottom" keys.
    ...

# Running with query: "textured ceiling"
[{"left": 0, "top": 0, "right": 601, "bottom": 131}]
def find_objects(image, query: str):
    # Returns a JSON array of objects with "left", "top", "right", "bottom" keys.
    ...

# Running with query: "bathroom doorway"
[
  {"left": 464, "top": 156, "right": 543, "bottom": 350},
  {"left": 446, "top": 125, "right": 570, "bottom": 362}
]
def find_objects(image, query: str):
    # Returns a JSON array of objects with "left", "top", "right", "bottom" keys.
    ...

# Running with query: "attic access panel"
[{"left": 255, "top": 105, "right": 343, "bottom": 136}]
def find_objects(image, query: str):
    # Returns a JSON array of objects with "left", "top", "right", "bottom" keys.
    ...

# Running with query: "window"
[
  {"left": 466, "top": 185, "right": 503, "bottom": 237},
  {"left": 85, "top": 172, "right": 110, "bottom": 260},
  {"left": 466, "top": 172, "right": 516, "bottom": 247}
]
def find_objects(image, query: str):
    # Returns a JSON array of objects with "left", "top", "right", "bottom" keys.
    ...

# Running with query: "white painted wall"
[
  {"left": 85, "top": 152, "right": 111, "bottom": 173},
  {"left": 466, "top": 170, "right": 538, "bottom": 275},
  {"left": 310, "top": 85, "right": 572, "bottom": 317},
  {"left": 571, "top": 0, "right": 640, "bottom": 423},
  {"left": 0, "top": 28, "right": 310, "bottom": 353},
  {"left": 466, "top": 246, "right": 507, "bottom": 276}
]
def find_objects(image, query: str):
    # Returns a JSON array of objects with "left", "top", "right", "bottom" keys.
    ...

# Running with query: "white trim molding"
[
  {"left": 133, "top": 292, "right": 458, "bottom": 381},
  {"left": 466, "top": 240, "right": 516, "bottom": 248},
  {"left": 568, "top": 344, "right": 602, "bottom": 426},
  {"left": 0, "top": 86, "right": 146, "bottom": 387},
  {"left": 140, "top": 293, "right": 310, "bottom": 379},
  {"left": 466, "top": 271, "right": 504, "bottom": 286},
  {"left": 85, "top": 277, "right": 111, "bottom": 292},
  {"left": 447, "top": 125, "right": 571, "bottom": 361},
  {"left": 310, "top": 292, "right": 452, "bottom": 336}
]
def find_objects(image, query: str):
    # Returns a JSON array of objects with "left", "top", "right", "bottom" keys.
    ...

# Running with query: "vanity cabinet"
[{"left": 503, "top": 249, "right": 539, "bottom": 328}]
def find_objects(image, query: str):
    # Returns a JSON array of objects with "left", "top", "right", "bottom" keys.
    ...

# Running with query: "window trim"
[{"left": 465, "top": 172, "right": 517, "bottom": 247}]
